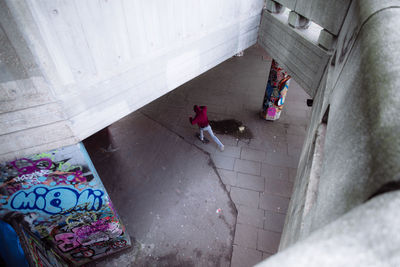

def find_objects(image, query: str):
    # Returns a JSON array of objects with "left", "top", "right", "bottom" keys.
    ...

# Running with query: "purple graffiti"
[
  {"left": 10, "top": 158, "right": 52, "bottom": 175},
  {"left": 74, "top": 219, "right": 110, "bottom": 240},
  {"left": 9, "top": 186, "right": 104, "bottom": 214},
  {"left": 72, "top": 219, "right": 122, "bottom": 246},
  {"left": 55, "top": 233, "right": 80, "bottom": 252}
]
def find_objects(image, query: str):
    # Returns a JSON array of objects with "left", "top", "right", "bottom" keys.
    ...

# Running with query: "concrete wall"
[
  {"left": 0, "top": 0, "right": 77, "bottom": 161},
  {"left": 257, "top": 0, "right": 400, "bottom": 265},
  {"left": 273, "top": 0, "right": 351, "bottom": 35},
  {"left": 258, "top": 9, "right": 331, "bottom": 97},
  {"left": 0, "top": 0, "right": 264, "bottom": 161}
]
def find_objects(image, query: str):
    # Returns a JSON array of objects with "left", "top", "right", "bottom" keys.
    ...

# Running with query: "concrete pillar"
[
  {"left": 288, "top": 11, "right": 311, "bottom": 29},
  {"left": 261, "top": 59, "right": 291, "bottom": 121},
  {"left": 265, "top": 0, "right": 284, "bottom": 14}
]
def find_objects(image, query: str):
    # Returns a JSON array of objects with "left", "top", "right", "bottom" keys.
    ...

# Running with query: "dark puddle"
[{"left": 209, "top": 119, "right": 253, "bottom": 140}]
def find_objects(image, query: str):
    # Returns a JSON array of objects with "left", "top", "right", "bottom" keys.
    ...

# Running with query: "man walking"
[{"left": 190, "top": 105, "right": 224, "bottom": 151}]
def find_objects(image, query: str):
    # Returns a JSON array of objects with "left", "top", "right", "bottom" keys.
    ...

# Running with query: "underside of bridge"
[
  {"left": 0, "top": 0, "right": 400, "bottom": 266},
  {"left": 83, "top": 45, "right": 311, "bottom": 266}
]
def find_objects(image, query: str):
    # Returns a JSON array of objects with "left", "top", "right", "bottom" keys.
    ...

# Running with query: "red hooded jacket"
[{"left": 190, "top": 106, "right": 209, "bottom": 128}]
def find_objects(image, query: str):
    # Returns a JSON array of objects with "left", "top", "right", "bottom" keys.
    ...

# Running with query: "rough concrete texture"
[
  {"left": 258, "top": 9, "right": 331, "bottom": 97},
  {"left": 256, "top": 191, "right": 400, "bottom": 267},
  {"left": 84, "top": 45, "right": 312, "bottom": 266},
  {"left": 274, "top": 0, "right": 351, "bottom": 35},
  {"left": 0, "top": 0, "right": 78, "bottom": 161},
  {"left": 265, "top": 0, "right": 284, "bottom": 14},
  {"left": 276, "top": 0, "right": 400, "bottom": 259},
  {"left": 84, "top": 114, "right": 236, "bottom": 267}
]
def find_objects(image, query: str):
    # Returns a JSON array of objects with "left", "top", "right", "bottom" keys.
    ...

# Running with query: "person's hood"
[{"left": 194, "top": 105, "right": 201, "bottom": 113}]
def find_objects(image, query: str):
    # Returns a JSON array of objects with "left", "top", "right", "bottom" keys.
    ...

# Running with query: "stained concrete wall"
[
  {"left": 258, "top": 9, "right": 331, "bottom": 97},
  {"left": 0, "top": 0, "right": 77, "bottom": 161},
  {"left": 257, "top": 0, "right": 400, "bottom": 265},
  {"left": 273, "top": 0, "right": 351, "bottom": 35},
  {"left": 0, "top": 0, "right": 264, "bottom": 161}
]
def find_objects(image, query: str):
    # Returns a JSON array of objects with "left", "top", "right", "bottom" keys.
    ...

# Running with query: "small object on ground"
[
  {"left": 196, "top": 133, "right": 209, "bottom": 143},
  {"left": 238, "top": 126, "right": 245, "bottom": 132},
  {"left": 216, "top": 208, "right": 222, "bottom": 214},
  {"left": 209, "top": 119, "right": 253, "bottom": 140}
]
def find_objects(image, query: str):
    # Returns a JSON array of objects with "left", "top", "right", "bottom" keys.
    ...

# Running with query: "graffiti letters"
[
  {"left": 14, "top": 169, "right": 51, "bottom": 183},
  {"left": 72, "top": 218, "right": 122, "bottom": 246},
  {"left": 55, "top": 233, "right": 80, "bottom": 252},
  {"left": 0, "top": 145, "right": 130, "bottom": 265},
  {"left": 9, "top": 186, "right": 104, "bottom": 214}
]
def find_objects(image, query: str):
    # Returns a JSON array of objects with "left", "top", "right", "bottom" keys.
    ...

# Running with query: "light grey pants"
[{"left": 200, "top": 125, "right": 224, "bottom": 148}]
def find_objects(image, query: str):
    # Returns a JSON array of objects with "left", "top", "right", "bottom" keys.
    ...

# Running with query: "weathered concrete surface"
[
  {"left": 84, "top": 113, "right": 236, "bottom": 266},
  {"left": 259, "top": 0, "right": 400, "bottom": 265},
  {"left": 258, "top": 9, "right": 331, "bottom": 97},
  {"left": 265, "top": 0, "right": 284, "bottom": 14},
  {"left": 305, "top": 0, "right": 400, "bottom": 234},
  {"left": 256, "top": 191, "right": 400, "bottom": 267},
  {"left": 317, "top": 29, "right": 335, "bottom": 50}
]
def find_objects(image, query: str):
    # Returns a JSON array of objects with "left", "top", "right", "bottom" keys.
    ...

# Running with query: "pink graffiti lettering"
[
  {"left": 55, "top": 233, "right": 80, "bottom": 252},
  {"left": 267, "top": 107, "right": 276, "bottom": 117},
  {"left": 73, "top": 219, "right": 110, "bottom": 240},
  {"left": 72, "top": 219, "right": 123, "bottom": 246}
]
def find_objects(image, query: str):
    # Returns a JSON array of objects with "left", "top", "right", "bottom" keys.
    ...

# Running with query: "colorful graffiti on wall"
[
  {"left": 0, "top": 143, "right": 130, "bottom": 266},
  {"left": 261, "top": 59, "right": 291, "bottom": 121}
]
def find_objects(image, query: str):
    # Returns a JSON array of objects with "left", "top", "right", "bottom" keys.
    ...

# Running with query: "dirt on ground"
[{"left": 209, "top": 119, "right": 253, "bottom": 140}]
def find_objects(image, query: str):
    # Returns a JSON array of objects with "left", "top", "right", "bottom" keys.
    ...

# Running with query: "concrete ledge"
[
  {"left": 277, "top": 0, "right": 400, "bottom": 258},
  {"left": 258, "top": 10, "right": 330, "bottom": 97},
  {"left": 256, "top": 191, "right": 400, "bottom": 266}
]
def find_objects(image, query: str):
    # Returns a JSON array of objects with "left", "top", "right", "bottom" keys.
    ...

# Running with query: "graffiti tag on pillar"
[
  {"left": 9, "top": 186, "right": 104, "bottom": 214},
  {"left": 261, "top": 60, "right": 291, "bottom": 121},
  {"left": 0, "top": 144, "right": 130, "bottom": 265}
]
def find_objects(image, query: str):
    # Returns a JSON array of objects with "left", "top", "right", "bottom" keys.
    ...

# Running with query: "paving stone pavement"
[{"left": 139, "top": 45, "right": 312, "bottom": 266}]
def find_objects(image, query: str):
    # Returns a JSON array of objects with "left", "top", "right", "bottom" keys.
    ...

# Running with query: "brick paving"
[{"left": 140, "top": 45, "right": 311, "bottom": 266}]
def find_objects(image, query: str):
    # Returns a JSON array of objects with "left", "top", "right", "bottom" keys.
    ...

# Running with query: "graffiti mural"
[
  {"left": 261, "top": 59, "right": 291, "bottom": 121},
  {"left": 0, "top": 143, "right": 130, "bottom": 266}
]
